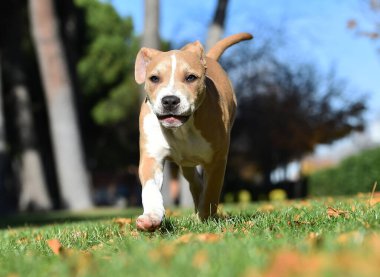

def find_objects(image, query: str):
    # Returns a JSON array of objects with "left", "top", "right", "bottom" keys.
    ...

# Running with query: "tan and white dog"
[{"left": 134, "top": 33, "right": 253, "bottom": 231}]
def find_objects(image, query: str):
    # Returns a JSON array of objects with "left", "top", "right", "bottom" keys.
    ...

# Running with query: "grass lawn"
[{"left": 0, "top": 195, "right": 379, "bottom": 277}]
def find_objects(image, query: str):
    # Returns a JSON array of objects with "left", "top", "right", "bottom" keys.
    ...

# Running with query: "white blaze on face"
[{"left": 168, "top": 54, "right": 176, "bottom": 89}]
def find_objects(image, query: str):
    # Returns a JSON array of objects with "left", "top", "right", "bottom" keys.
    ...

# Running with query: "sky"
[{"left": 110, "top": 0, "right": 380, "bottom": 121}]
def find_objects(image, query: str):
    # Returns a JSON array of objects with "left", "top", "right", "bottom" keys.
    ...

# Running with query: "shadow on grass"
[
  {"left": 0, "top": 208, "right": 141, "bottom": 229},
  {"left": 158, "top": 211, "right": 263, "bottom": 234}
]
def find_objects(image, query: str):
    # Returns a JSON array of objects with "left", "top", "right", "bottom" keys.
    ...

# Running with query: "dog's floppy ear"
[
  {"left": 181, "top": 41, "right": 206, "bottom": 67},
  {"left": 135, "top": 48, "right": 161, "bottom": 84}
]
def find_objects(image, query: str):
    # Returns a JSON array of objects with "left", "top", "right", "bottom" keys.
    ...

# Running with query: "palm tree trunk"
[
  {"left": 206, "top": 0, "right": 229, "bottom": 51},
  {"left": 15, "top": 85, "right": 52, "bottom": 210},
  {"left": 2, "top": 0, "right": 52, "bottom": 211},
  {"left": 29, "top": 0, "right": 93, "bottom": 210}
]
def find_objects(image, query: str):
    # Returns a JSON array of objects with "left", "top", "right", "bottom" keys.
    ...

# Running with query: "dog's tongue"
[
  {"left": 161, "top": 116, "right": 181, "bottom": 125},
  {"left": 157, "top": 115, "right": 190, "bottom": 126}
]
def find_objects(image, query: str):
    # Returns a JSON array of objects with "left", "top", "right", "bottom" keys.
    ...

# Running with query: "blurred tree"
[
  {"left": 225, "top": 46, "right": 366, "bottom": 185},
  {"left": 29, "top": 0, "right": 93, "bottom": 210},
  {"left": 1, "top": 1, "right": 52, "bottom": 211},
  {"left": 206, "top": 0, "right": 229, "bottom": 51},
  {"left": 76, "top": 0, "right": 141, "bottom": 125},
  {"left": 75, "top": 0, "right": 142, "bottom": 173}
]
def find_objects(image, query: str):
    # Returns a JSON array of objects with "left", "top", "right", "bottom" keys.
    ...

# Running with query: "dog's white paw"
[{"left": 136, "top": 214, "right": 162, "bottom": 232}]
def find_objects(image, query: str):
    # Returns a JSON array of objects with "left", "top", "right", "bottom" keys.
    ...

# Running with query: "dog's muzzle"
[{"left": 155, "top": 96, "right": 191, "bottom": 128}]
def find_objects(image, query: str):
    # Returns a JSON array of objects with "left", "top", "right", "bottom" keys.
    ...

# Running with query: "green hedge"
[{"left": 309, "top": 146, "right": 380, "bottom": 196}]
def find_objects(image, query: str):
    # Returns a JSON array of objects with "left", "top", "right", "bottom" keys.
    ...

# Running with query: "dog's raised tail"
[{"left": 206, "top": 32, "right": 253, "bottom": 61}]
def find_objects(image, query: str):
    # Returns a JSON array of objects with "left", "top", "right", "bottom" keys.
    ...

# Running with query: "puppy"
[{"left": 134, "top": 33, "right": 253, "bottom": 231}]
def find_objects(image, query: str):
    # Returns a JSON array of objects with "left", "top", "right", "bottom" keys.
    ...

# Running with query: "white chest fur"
[{"left": 143, "top": 111, "right": 213, "bottom": 167}]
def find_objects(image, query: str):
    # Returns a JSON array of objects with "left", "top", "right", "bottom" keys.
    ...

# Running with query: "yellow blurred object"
[
  {"left": 224, "top": 192, "right": 234, "bottom": 203},
  {"left": 269, "top": 189, "right": 287, "bottom": 201},
  {"left": 238, "top": 190, "right": 252, "bottom": 204}
]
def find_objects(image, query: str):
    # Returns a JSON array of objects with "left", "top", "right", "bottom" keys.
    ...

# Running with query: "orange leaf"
[
  {"left": 369, "top": 197, "right": 380, "bottom": 207},
  {"left": 113, "top": 218, "right": 132, "bottom": 228},
  {"left": 175, "top": 233, "right": 222, "bottom": 244},
  {"left": 369, "top": 187, "right": 380, "bottom": 206},
  {"left": 165, "top": 209, "right": 181, "bottom": 217},
  {"left": 175, "top": 233, "right": 193, "bottom": 244},
  {"left": 195, "top": 233, "right": 221, "bottom": 243},
  {"left": 264, "top": 250, "right": 321, "bottom": 277},
  {"left": 259, "top": 204, "right": 275, "bottom": 213},
  {"left": 192, "top": 250, "right": 209, "bottom": 268},
  {"left": 47, "top": 239, "right": 62, "bottom": 255},
  {"left": 337, "top": 231, "right": 363, "bottom": 245},
  {"left": 149, "top": 245, "right": 176, "bottom": 262},
  {"left": 327, "top": 207, "right": 349, "bottom": 218}
]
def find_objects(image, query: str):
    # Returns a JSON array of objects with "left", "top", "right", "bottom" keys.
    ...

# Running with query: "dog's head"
[{"left": 135, "top": 41, "right": 207, "bottom": 128}]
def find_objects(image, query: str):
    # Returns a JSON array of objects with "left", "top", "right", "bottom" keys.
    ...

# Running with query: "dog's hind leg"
[
  {"left": 181, "top": 166, "right": 203, "bottom": 213},
  {"left": 198, "top": 159, "right": 227, "bottom": 220}
]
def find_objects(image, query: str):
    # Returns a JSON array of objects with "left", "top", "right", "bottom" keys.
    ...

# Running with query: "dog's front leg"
[{"left": 136, "top": 155, "right": 165, "bottom": 231}]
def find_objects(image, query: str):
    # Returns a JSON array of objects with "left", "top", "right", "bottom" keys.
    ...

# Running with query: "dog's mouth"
[{"left": 156, "top": 114, "right": 190, "bottom": 127}]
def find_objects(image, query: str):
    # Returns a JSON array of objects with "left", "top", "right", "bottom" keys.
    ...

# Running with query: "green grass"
[{"left": 1, "top": 196, "right": 380, "bottom": 277}]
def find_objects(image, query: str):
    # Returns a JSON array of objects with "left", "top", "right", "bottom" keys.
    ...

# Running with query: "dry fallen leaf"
[
  {"left": 149, "top": 244, "right": 176, "bottom": 263},
  {"left": 165, "top": 209, "right": 181, "bottom": 217},
  {"left": 192, "top": 250, "right": 209, "bottom": 268},
  {"left": 369, "top": 191, "right": 380, "bottom": 207},
  {"left": 337, "top": 231, "right": 363, "bottom": 245},
  {"left": 327, "top": 207, "right": 349, "bottom": 219},
  {"left": 244, "top": 221, "right": 255, "bottom": 228},
  {"left": 175, "top": 233, "right": 222, "bottom": 244},
  {"left": 306, "top": 232, "right": 323, "bottom": 247},
  {"left": 365, "top": 234, "right": 380, "bottom": 255},
  {"left": 259, "top": 204, "right": 275, "bottom": 213},
  {"left": 34, "top": 234, "right": 43, "bottom": 242},
  {"left": 6, "top": 273, "right": 19, "bottom": 277},
  {"left": 47, "top": 239, "right": 62, "bottom": 255},
  {"left": 196, "top": 233, "right": 221, "bottom": 243},
  {"left": 175, "top": 233, "right": 194, "bottom": 244},
  {"left": 264, "top": 250, "right": 322, "bottom": 277},
  {"left": 17, "top": 237, "right": 29, "bottom": 245},
  {"left": 113, "top": 218, "right": 133, "bottom": 228}
]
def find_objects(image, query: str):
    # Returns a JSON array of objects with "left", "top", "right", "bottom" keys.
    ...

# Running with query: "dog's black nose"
[{"left": 162, "top": 95, "right": 180, "bottom": 111}]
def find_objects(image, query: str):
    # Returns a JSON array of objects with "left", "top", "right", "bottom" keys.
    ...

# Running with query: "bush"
[{"left": 309, "top": 146, "right": 380, "bottom": 196}]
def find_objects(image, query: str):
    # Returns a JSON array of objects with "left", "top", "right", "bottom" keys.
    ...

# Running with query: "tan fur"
[
  {"left": 135, "top": 33, "right": 253, "bottom": 231},
  {"left": 206, "top": 32, "right": 253, "bottom": 61}
]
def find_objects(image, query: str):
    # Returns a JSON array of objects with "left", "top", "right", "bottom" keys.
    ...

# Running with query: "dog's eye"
[
  {"left": 185, "top": 74, "right": 197, "bottom": 82},
  {"left": 149, "top": 75, "right": 160, "bottom": 83}
]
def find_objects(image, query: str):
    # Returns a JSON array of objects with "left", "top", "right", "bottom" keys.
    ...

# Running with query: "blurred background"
[{"left": 0, "top": 0, "right": 379, "bottom": 214}]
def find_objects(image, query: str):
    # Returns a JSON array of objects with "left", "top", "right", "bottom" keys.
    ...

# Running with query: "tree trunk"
[
  {"left": 1, "top": 0, "right": 52, "bottom": 211},
  {"left": 0, "top": 56, "right": 5, "bottom": 157},
  {"left": 141, "top": 0, "right": 160, "bottom": 103},
  {"left": 15, "top": 85, "right": 52, "bottom": 211},
  {"left": 142, "top": 0, "right": 160, "bottom": 49},
  {"left": 0, "top": 54, "right": 8, "bottom": 213},
  {"left": 29, "top": 0, "right": 93, "bottom": 210},
  {"left": 206, "top": 0, "right": 229, "bottom": 51}
]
